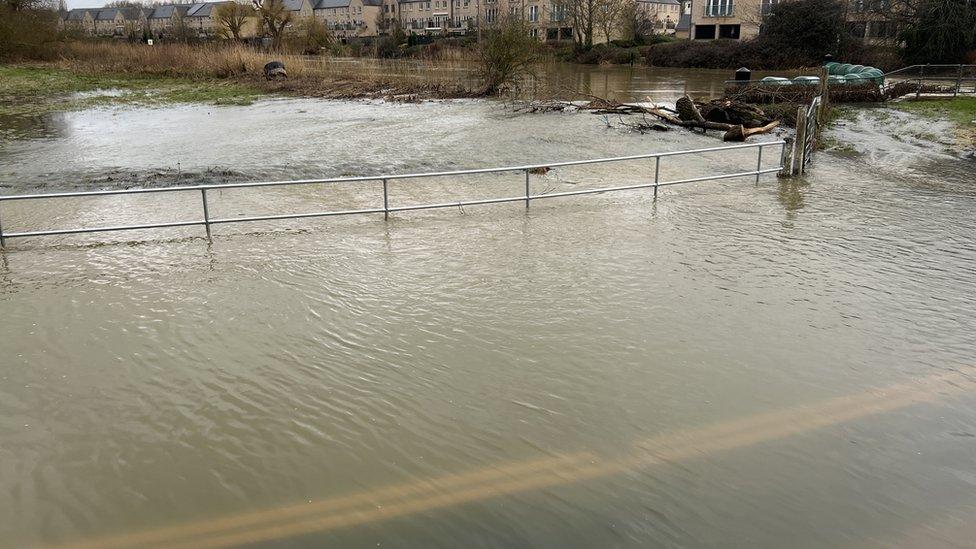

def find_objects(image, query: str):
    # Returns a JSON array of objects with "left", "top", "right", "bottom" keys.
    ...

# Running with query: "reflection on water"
[
  {"left": 776, "top": 179, "right": 807, "bottom": 219},
  {"left": 310, "top": 56, "right": 785, "bottom": 102},
  {"left": 0, "top": 111, "right": 72, "bottom": 142},
  {"left": 1, "top": 94, "right": 976, "bottom": 549}
]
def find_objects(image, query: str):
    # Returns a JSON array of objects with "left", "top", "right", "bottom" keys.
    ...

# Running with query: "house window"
[
  {"left": 760, "top": 0, "right": 777, "bottom": 15},
  {"left": 846, "top": 21, "right": 866, "bottom": 38},
  {"left": 694, "top": 24, "right": 716, "bottom": 38},
  {"left": 704, "top": 0, "right": 732, "bottom": 16},
  {"left": 528, "top": 5, "right": 538, "bottom": 21},
  {"left": 718, "top": 24, "right": 739, "bottom": 38},
  {"left": 550, "top": 4, "right": 565, "bottom": 21}
]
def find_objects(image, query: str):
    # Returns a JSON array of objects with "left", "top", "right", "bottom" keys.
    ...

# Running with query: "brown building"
[
  {"left": 315, "top": 0, "right": 384, "bottom": 38},
  {"left": 688, "top": 0, "right": 900, "bottom": 43}
]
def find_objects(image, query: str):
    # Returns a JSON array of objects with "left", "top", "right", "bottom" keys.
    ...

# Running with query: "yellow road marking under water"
[{"left": 55, "top": 367, "right": 974, "bottom": 549}]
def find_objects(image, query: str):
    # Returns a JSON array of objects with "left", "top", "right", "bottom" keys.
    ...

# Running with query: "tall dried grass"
[
  {"left": 57, "top": 42, "right": 312, "bottom": 78},
  {"left": 53, "top": 41, "right": 481, "bottom": 97}
]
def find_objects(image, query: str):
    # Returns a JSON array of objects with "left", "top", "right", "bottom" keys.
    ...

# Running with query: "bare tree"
[
  {"left": 253, "top": 0, "right": 293, "bottom": 50},
  {"left": 216, "top": 1, "right": 254, "bottom": 40},
  {"left": 595, "top": 0, "right": 628, "bottom": 43},
  {"left": 619, "top": 0, "right": 653, "bottom": 41},
  {"left": 552, "top": 0, "right": 597, "bottom": 49}
]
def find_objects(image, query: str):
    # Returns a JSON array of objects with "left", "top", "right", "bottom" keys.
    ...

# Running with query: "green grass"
[
  {"left": 0, "top": 65, "right": 266, "bottom": 118},
  {"left": 892, "top": 97, "right": 976, "bottom": 127}
]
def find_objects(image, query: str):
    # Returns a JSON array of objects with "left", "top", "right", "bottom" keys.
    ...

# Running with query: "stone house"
[
  {"left": 147, "top": 4, "right": 191, "bottom": 36},
  {"left": 687, "top": 0, "right": 902, "bottom": 43},
  {"left": 389, "top": 0, "right": 572, "bottom": 40},
  {"left": 636, "top": 0, "right": 681, "bottom": 34},
  {"left": 283, "top": 0, "right": 317, "bottom": 18},
  {"left": 185, "top": 2, "right": 230, "bottom": 36},
  {"left": 60, "top": 8, "right": 97, "bottom": 35},
  {"left": 314, "top": 0, "right": 384, "bottom": 38},
  {"left": 93, "top": 7, "right": 147, "bottom": 37}
]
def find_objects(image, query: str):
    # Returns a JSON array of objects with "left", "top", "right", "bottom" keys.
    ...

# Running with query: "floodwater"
[
  {"left": 1, "top": 78, "right": 976, "bottom": 549},
  {"left": 317, "top": 56, "right": 793, "bottom": 102}
]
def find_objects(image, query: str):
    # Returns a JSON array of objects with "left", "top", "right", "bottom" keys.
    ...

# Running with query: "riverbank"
[
  {"left": 0, "top": 66, "right": 265, "bottom": 118},
  {"left": 1, "top": 42, "right": 482, "bottom": 116},
  {"left": 892, "top": 97, "right": 976, "bottom": 147},
  {"left": 0, "top": 63, "right": 477, "bottom": 123}
]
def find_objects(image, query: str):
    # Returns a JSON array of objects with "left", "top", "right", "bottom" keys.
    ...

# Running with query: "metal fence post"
[
  {"left": 382, "top": 178, "right": 389, "bottom": 220},
  {"left": 917, "top": 64, "right": 925, "bottom": 99},
  {"left": 777, "top": 139, "right": 789, "bottom": 177},
  {"left": 755, "top": 145, "right": 764, "bottom": 184},
  {"left": 524, "top": 169, "right": 530, "bottom": 209},
  {"left": 0, "top": 204, "right": 5, "bottom": 249},
  {"left": 200, "top": 189, "right": 212, "bottom": 240},
  {"left": 653, "top": 156, "right": 660, "bottom": 199},
  {"left": 955, "top": 65, "right": 963, "bottom": 97}
]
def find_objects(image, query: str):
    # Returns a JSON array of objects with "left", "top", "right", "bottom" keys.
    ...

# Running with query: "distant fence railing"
[
  {"left": 882, "top": 64, "right": 976, "bottom": 98},
  {"left": 0, "top": 141, "right": 787, "bottom": 248},
  {"left": 724, "top": 64, "right": 976, "bottom": 102}
]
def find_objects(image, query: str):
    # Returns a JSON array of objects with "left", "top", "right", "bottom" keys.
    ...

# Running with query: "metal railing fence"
[
  {"left": 0, "top": 141, "right": 786, "bottom": 247},
  {"left": 882, "top": 64, "right": 976, "bottom": 97}
]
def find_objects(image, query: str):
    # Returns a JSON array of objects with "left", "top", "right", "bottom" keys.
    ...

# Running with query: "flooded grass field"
[{"left": 1, "top": 71, "right": 976, "bottom": 548}]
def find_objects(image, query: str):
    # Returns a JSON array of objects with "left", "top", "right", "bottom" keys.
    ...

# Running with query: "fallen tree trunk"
[
  {"left": 722, "top": 120, "right": 780, "bottom": 142},
  {"left": 515, "top": 94, "right": 782, "bottom": 140}
]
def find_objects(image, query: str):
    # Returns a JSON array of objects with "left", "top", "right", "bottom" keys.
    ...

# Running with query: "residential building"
[
  {"left": 93, "top": 7, "right": 147, "bottom": 36},
  {"left": 59, "top": 0, "right": 582, "bottom": 42},
  {"left": 674, "top": 0, "right": 692, "bottom": 38},
  {"left": 61, "top": 8, "right": 97, "bottom": 35},
  {"left": 688, "top": 0, "right": 767, "bottom": 40},
  {"left": 688, "top": 0, "right": 902, "bottom": 43},
  {"left": 314, "top": 0, "right": 384, "bottom": 38},
  {"left": 185, "top": 2, "right": 232, "bottom": 36},
  {"left": 283, "top": 0, "right": 316, "bottom": 18},
  {"left": 636, "top": 0, "right": 682, "bottom": 35},
  {"left": 845, "top": 0, "right": 899, "bottom": 45},
  {"left": 147, "top": 4, "right": 191, "bottom": 35}
]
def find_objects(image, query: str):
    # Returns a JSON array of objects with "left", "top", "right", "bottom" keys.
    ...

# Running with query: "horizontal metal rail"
[
  {"left": 0, "top": 142, "right": 783, "bottom": 203},
  {"left": 0, "top": 141, "right": 787, "bottom": 245},
  {"left": 883, "top": 64, "right": 976, "bottom": 77}
]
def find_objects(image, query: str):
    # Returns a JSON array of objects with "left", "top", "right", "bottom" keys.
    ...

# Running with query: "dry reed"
[{"left": 52, "top": 41, "right": 482, "bottom": 99}]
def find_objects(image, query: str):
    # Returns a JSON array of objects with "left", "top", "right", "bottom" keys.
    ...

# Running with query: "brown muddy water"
[
  {"left": 317, "top": 57, "right": 789, "bottom": 102},
  {"left": 1, "top": 82, "right": 976, "bottom": 549}
]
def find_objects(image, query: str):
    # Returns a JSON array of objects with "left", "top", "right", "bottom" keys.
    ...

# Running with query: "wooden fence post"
[{"left": 794, "top": 106, "right": 807, "bottom": 175}]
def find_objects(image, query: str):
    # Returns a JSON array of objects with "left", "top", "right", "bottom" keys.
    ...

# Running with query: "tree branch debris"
[{"left": 513, "top": 94, "right": 782, "bottom": 141}]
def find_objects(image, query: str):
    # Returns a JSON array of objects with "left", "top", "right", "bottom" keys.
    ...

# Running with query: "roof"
[
  {"left": 187, "top": 2, "right": 226, "bottom": 17},
  {"left": 675, "top": 13, "right": 690, "bottom": 30},
  {"left": 316, "top": 0, "right": 381, "bottom": 6},
  {"left": 282, "top": 0, "right": 308, "bottom": 10},
  {"left": 118, "top": 7, "right": 145, "bottom": 19},
  {"left": 95, "top": 8, "right": 119, "bottom": 20},
  {"left": 65, "top": 8, "right": 95, "bottom": 20},
  {"left": 149, "top": 5, "right": 188, "bottom": 18}
]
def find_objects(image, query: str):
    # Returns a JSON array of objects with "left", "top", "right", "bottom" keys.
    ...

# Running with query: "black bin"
[{"left": 734, "top": 67, "right": 751, "bottom": 82}]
